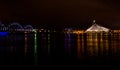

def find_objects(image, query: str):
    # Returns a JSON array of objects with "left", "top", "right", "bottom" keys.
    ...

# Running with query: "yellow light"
[{"left": 72, "top": 30, "right": 84, "bottom": 34}]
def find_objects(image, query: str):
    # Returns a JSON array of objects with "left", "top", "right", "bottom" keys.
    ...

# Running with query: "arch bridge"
[{"left": 0, "top": 23, "right": 35, "bottom": 32}]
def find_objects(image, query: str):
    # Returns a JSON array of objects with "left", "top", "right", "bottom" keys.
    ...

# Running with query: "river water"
[{"left": 0, "top": 31, "right": 120, "bottom": 66}]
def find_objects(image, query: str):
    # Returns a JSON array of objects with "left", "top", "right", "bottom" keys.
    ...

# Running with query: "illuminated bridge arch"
[
  {"left": 8, "top": 23, "right": 24, "bottom": 31},
  {"left": 24, "top": 25, "right": 34, "bottom": 31},
  {"left": 0, "top": 22, "right": 6, "bottom": 31}
]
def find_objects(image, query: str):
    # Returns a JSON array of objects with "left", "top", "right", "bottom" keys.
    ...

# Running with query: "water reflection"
[
  {"left": 24, "top": 32, "right": 28, "bottom": 55},
  {"left": 77, "top": 33, "right": 84, "bottom": 59},
  {"left": 64, "top": 33, "right": 72, "bottom": 56},
  {"left": 34, "top": 30, "right": 37, "bottom": 65},
  {"left": 64, "top": 32, "right": 120, "bottom": 61},
  {"left": 1, "top": 30, "right": 120, "bottom": 65},
  {"left": 86, "top": 33, "right": 109, "bottom": 56},
  {"left": 48, "top": 30, "right": 50, "bottom": 54}
]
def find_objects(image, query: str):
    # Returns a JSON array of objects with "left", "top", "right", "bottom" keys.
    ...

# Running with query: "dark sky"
[{"left": 0, "top": 0, "right": 120, "bottom": 29}]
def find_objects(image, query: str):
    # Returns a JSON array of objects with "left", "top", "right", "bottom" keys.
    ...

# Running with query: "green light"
[
  {"left": 34, "top": 29, "right": 37, "bottom": 33},
  {"left": 48, "top": 30, "right": 50, "bottom": 33},
  {"left": 34, "top": 32, "right": 37, "bottom": 66},
  {"left": 48, "top": 33, "right": 50, "bottom": 54},
  {"left": 24, "top": 34, "right": 28, "bottom": 56}
]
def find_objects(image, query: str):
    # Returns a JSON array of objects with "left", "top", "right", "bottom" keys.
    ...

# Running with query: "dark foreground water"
[{"left": 0, "top": 31, "right": 120, "bottom": 66}]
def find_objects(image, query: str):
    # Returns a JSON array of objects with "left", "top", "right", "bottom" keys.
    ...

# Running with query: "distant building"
[{"left": 85, "top": 20, "right": 110, "bottom": 33}]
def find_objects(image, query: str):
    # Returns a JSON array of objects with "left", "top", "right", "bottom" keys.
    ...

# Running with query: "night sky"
[{"left": 0, "top": 0, "right": 120, "bottom": 29}]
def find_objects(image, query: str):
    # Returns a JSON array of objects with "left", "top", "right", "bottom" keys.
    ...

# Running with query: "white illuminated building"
[{"left": 85, "top": 20, "right": 110, "bottom": 33}]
